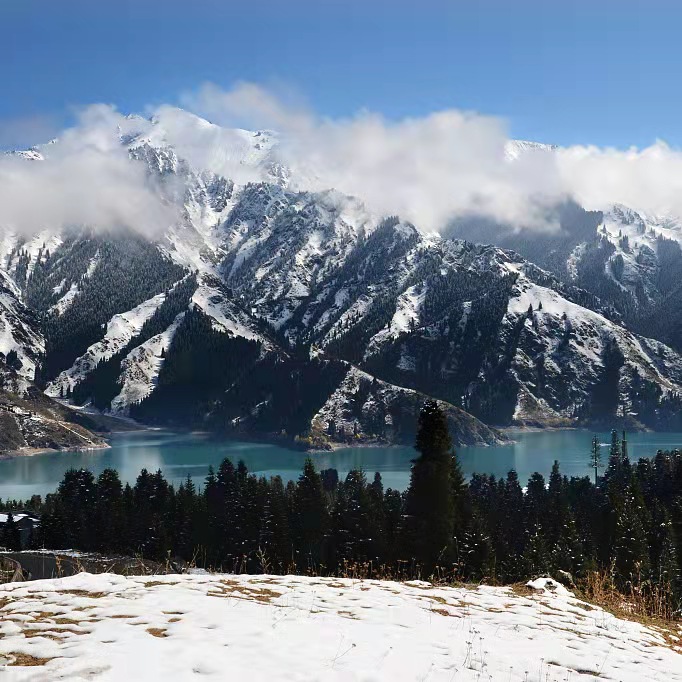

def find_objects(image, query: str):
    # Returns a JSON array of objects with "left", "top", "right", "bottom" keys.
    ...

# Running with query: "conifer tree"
[
  {"left": 403, "top": 401, "right": 455, "bottom": 574},
  {"left": 259, "top": 475, "right": 291, "bottom": 572},
  {"left": 292, "top": 459, "right": 329, "bottom": 571},
  {"left": 3, "top": 512, "right": 21, "bottom": 551},
  {"left": 614, "top": 495, "right": 650, "bottom": 588},
  {"left": 93, "top": 468, "right": 124, "bottom": 553},
  {"left": 459, "top": 510, "right": 493, "bottom": 580},
  {"left": 589, "top": 435, "right": 602, "bottom": 485}
]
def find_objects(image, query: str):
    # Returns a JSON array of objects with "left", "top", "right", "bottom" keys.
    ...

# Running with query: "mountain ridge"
[{"left": 2, "top": 116, "right": 682, "bottom": 445}]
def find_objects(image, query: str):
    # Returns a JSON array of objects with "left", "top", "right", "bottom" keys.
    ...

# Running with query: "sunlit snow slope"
[{"left": 0, "top": 573, "right": 679, "bottom": 680}]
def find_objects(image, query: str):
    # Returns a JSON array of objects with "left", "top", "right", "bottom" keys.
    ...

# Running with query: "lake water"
[{"left": 1, "top": 428, "right": 681, "bottom": 502}]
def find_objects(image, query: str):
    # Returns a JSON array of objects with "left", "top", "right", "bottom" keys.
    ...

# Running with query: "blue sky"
[{"left": 1, "top": 0, "right": 680, "bottom": 149}]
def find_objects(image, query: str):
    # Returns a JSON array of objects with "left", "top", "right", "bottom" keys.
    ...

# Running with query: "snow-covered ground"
[{"left": 0, "top": 573, "right": 678, "bottom": 680}]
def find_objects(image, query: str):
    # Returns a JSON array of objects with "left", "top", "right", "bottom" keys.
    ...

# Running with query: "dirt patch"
[{"left": 146, "top": 628, "right": 168, "bottom": 638}]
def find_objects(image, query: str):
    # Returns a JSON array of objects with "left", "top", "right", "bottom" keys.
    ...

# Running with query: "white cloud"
[
  {"left": 182, "top": 82, "right": 567, "bottom": 232},
  {"left": 0, "top": 105, "right": 178, "bottom": 236},
  {"left": 555, "top": 142, "right": 682, "bottom": 220},
  {"left": 4, "top": 83, "right": 682, "bottom": 239},
  {"left": 184, "top": 82, "right": 682, "bottom": 232}
]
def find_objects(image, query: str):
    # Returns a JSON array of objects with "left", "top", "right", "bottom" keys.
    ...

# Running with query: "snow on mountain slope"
[
  {"left": 504, "top": 139, "right": 557, "bottom": 161},
  {"left": 364, "top": 283, "right": 427, "bottom": 359},
  {"left": 50, "top": 250, "right": 101, "bottom": 315},
  {"left": 313, "top": 364, "right": 504, "bottom": 447},
  {"left": 4, "top": 148, "right": 44, "bottom": 161},
  {"left": 191, "top": 281, "right": 263, "bottom": 342},
  {"left": 45, "top": 293, "right": 167, "bottom": 398},
  {"left": 9, "top": 121, "right": 682, "bottom": 432},
  {"left": 129, "top": 108, "right": 279, "bottom": 181},
  {"left": 220, "top": 185, "right": 376, "bottom": 332},
  {"left": 0, "top": 572, "right": 678, "bottom": 681},
  {"left": 505, "top": 270, "right": 682, "bottom": 424},
  {"left": 110, "top": 312, "right": 185, "bottom": 414},
  {"left": 0, "top": 282, "right": 44, "bottom": 387}
]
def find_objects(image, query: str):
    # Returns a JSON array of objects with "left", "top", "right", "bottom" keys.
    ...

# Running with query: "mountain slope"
[{"left": 5, "top": 115, "right": 682, "bottom": 438}]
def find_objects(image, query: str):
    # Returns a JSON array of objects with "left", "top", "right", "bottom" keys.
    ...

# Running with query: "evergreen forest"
[{"left": 4, "top": 402, "right": 681, "bottom": 617}]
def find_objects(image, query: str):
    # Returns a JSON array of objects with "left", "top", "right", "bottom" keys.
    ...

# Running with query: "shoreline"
[{"left": 0, "top": 441, "right": 111, "bottom": 461}]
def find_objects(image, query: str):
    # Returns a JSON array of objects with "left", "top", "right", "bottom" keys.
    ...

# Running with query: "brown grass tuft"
[{"left": 7, "top": 652, "right": 54, "bottom": 666}]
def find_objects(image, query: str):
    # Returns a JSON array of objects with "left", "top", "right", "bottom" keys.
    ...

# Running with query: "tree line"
[{"left": 4, "top": 402, "right": 681, "bottom": 614}]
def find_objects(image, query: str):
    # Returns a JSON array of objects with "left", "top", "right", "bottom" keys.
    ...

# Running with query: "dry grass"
[
  {"left": 146, "top": 628, "right": 168, "bottom": 638},
  {"left": 7, "top": 652, "right": 54, "bottom": 666},
  {"left": 508, "top": 583, "right": 536, "bottom": 598},
  {"left": 577, "top": 570, "right": 682, "bottom": 653},
  {"left": 337, "top": 610, "right": 359, "bottom": 620},
  {"left": 430, "top": 607, "right": 458, "bottom": 617},
  {"left": 143, "top": 581, "right": 178, "bottom": 588},
  {"left": 56, "top": 589, "right": 107, "bottom": 599},
  {"left": 206, "top": 580, "right": 283, "bottom": 605}
]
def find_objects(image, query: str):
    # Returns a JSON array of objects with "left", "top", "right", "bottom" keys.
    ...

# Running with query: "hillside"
[{"left": 0, "top": 572, "right": 678, "bottom": 680}]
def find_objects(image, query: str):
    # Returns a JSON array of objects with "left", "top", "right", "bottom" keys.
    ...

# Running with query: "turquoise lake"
[{"left": 1, "top": 428, "right": 681, "bottom": 501}]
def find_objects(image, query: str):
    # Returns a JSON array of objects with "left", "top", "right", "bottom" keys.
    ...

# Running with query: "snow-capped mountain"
[{"left": 4, "top": 112, "right": 682, "bottom": 443}]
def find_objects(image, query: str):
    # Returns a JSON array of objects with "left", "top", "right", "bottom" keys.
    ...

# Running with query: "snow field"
[{"left": 0, "top": 573, "right": 679, "bottom": 680}]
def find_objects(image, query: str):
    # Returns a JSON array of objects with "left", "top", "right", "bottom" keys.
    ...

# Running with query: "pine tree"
[
  {"left": 614, "top": 495, "right": 650, "bottom": 589},
  {"left": 259, "top": 476, "right": 291, "bottom": 572},
  {"left": 523, "top": 526, "right": 550, "bottom": 576},
  {"left": 403, "top": 401, "right": 455, "bottom": 574},
  {"left": 546, "top": 462, "right": 583, "bottom": 575},
  {"left": 174, "top": 475, "right": 198, "bottom": 561},
  {"left": 589, "top": 435, "right": 602, "bottom": 485},
  {"left": 292, "top": 459, "right": 329, "bottom": 571},
  {"left": 459, "top": 510, "right": 493, "bottom": 580},
  {"left": 3, "top": 512, "right": 21, "bottom": 551},
  {"left": 93, "top": 468, "right": 124, "bottom": 553}
]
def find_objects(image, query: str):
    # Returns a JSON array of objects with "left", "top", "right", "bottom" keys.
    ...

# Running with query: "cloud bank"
[
  {"left": 4, "top": 82, "right": 682, "bottom": 237},
  {"left": 0, "top": 105, "right": 177, "bottom": 236},
  {"left": 182, "top": 83, "right": 566, "bottom": 231}
]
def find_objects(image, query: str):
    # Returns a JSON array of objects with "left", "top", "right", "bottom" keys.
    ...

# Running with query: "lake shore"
[{"left": 0, "top": 441, "right": 111, "bottom": 461}]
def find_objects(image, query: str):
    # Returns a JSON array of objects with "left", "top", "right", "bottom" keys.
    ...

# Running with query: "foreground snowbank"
[{"left": 0, "top": 573, "right": 679, "bottom": 680}]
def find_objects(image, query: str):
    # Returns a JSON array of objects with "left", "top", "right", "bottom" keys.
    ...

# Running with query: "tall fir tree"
[
  {"left": 292, "top": 459, "right": 329, "bottom": 571},
  {"left": 403, "top": 401, "right": 455, "bottom": 574}
]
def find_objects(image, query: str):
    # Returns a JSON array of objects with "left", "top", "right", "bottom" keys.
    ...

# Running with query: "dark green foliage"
[
  {"left": 590, "top": 341, "right": 625, "bottom": 420},
  {"left": 130, "top": 307, "right": 347, "bottom": 438},
  {"left": 402, "top": 401, "right": 456, "bottom": 572},
  {"left": 2, "top": 512, "right": 21, "bottom": 551},
  {"left": 292, "top": 459, "right": 329, "bottom": 570},
  {"left": 131, "top": 308, "right": 261, "bottom": 424}
]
